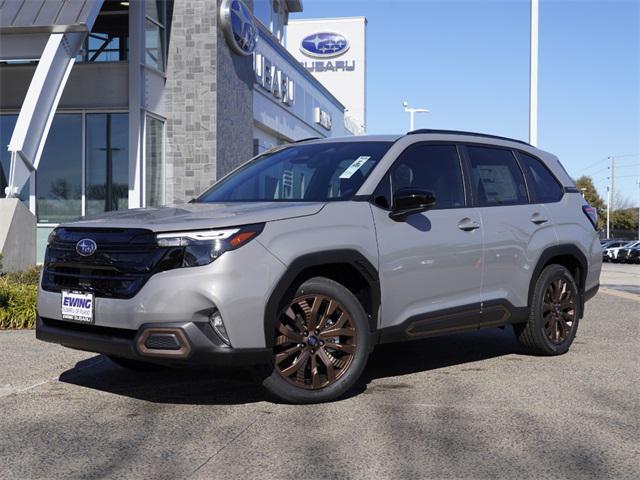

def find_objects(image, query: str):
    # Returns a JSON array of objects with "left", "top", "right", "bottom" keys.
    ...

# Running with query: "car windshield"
[{"left": 196, "top": 142, "right": 393, "bottom": 203}]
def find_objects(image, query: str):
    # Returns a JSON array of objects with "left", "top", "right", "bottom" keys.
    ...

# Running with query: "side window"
[
  {"left": 518, "top": 152, "right": 563, "bottom": 203},
  {"left": 466, "top": 146, "right": 528, "bottom": 206},
  {"left": 375, "top": 144, "right": 465, "bottom": 210}
]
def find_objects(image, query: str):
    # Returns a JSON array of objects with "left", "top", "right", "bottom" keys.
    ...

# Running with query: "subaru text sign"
[
  {"left": 220, "top": 0, "right": 258, "bottom": 56},
  {"left": 300, "top": 32, "right": 350, "bottom": 58}
]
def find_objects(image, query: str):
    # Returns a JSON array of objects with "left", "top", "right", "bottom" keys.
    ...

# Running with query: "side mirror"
[{"left": 389, "top": 188, "right": 436, "bottom": 222}]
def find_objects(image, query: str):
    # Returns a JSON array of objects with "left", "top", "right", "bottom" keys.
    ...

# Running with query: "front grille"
[{"left": 42, "top": 228, "right": 183, "bottom": 299}]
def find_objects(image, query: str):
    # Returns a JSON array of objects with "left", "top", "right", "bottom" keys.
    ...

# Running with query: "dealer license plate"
[{"left": 61, "top": 290, "right": 94, "bottom": 323}]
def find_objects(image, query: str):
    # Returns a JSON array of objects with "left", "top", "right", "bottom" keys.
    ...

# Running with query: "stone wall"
[{"left": 165, "top": 0, "right": 254, "bottom": 204}]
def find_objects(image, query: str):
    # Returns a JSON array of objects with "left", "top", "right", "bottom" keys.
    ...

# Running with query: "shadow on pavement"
[{"left": 59, "top": 326, "right": 524, "bottom": 405}]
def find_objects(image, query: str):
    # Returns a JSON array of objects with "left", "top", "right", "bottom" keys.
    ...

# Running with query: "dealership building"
[{"left": 0, "top": 0, "right": 366, "bottom": 263}]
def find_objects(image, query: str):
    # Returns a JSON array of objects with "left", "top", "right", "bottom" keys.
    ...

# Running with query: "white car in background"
[{"left": 606, "top": 241, "right": 640, "bottom": 262}]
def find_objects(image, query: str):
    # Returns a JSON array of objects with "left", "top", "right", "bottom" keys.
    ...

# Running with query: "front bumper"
[{"left": 36, "top": 315, "right": 271, "bottom": 367}]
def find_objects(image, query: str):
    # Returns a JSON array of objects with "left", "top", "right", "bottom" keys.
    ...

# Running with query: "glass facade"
[
  {"left": 0, "top": 112, "right": 130, "bottom": 223},
  {"left": 0, "top": 114, "right": 29, "bottom": 202},
  {"left": 253, "top": 0, "right": 287, "bottom": 42},
  {"left": 86, "top": 113, "right": 129, "bottom": 216},
  {"left": 145, "top": 1, "right": 167, "bottom": 71},
  {"left": 145, "top": 116, "right": 165, "bottom": 207},
  {"left": 36, "top": 115, "right": 83, "bottom": 223},
  {"left": 77, "top": 3, "right": 129, "bottom": 63}
]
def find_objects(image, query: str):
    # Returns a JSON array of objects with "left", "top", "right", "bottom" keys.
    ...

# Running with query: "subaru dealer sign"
[
  {"left": 286, "top": 18, "right": 367, "bottom": 133},
  {"left": 300, "top": 32, "right": 350, "bottom": 58}
]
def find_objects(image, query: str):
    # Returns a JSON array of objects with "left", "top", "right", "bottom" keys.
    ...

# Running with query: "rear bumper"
[{"left": 35, "top": 315, "right": 271, "bottom": 367}]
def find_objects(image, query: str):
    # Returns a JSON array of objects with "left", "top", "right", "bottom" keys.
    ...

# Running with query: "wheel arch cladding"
[
  {"left": 529, "top": 244, "right": 588, "bottom": 317},
  {"left": 263, "top": 250, "right": 381, "bottom": 347}
]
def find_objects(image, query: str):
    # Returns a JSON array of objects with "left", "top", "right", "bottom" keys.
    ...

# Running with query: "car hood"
[{"left": 60, "top": 202, "right": 326, "bottom": 233}]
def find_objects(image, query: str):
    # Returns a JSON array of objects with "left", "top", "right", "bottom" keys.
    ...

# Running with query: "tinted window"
[
  {"left": 467, "top": 146, "right": 528, "bottom": 206},
  {"left": 198, "top": 142, "right": 392, "bottom": 203},
  {"left": 376, "top": 144, "right": 465, "bottom": 210},
  {"left": 519, "top": 152, "right": 563, "bottom": 203}
]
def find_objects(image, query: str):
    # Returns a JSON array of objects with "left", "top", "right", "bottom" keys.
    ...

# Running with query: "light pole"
[
  {"left": 529, "top": 0, "right": 539, "bottom": 146},
  {"left": 403, "top": 101, "right": 429, "bottom": 132}
]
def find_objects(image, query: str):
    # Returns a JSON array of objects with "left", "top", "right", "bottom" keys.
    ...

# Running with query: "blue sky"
[{"left": 293, "top": 0, "right": 639, "bottom": 204}]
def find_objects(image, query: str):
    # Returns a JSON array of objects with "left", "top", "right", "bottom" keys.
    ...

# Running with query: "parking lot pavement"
[
  {"left": 1, "top": 288, "right": 638, "bottom": 480},
  {"left": 600, "top": 262, "right": 640, "bottom": 296}
]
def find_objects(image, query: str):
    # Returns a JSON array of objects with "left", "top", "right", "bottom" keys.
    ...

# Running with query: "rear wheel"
[
  {"left": 514, "top": 264, "right": 580, "bottom": 355},
  {"left": 262, "top": 277, "right": 370, "bottom": 403}
]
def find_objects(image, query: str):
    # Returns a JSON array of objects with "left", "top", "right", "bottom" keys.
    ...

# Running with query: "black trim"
[
  {"left": 564, "top": 186, "right": 580, "bottom": 194},
  {"left": 36, "top": 316, "right": 272, "bottom": 367},
  {"left": 351, "top": 194, "right": 372, "bottom": 202},
  {"left": 263, "top": 250, "right": 380, "bottom": 347},
  {"left": 378, "top": 299, "right": 528, "bottom": 344},
  {"left": 584, "top": 284, "right": 599, "bottom": 302},
  {"left": 407, "top": 129, "right": 529, "bottom": 146}
]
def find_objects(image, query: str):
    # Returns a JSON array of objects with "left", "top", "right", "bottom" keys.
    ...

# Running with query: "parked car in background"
[
  {"left": 617, "top": 244, "right": 640, "bottom": 264},
  {"left": 36, "top": 130, "right": 602, "bottom": 403},
  {"left": 625, "top": 247, "right": 640, "bottom": 264},
  {"left": 600, "top": 240, "right": 627, "bottom": 262},
  {"left": 606, "top": 241, "right": 640, "bottom": 263}
]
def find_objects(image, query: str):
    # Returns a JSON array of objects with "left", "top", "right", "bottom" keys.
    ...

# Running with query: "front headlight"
[{"left": 155, "top": 223, "right": 264, "bottom": 268}]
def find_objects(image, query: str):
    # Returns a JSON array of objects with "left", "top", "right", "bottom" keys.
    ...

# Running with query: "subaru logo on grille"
[
  {"left": 220, "top": 0, "right": 258, "bottom": 56},
  {"left": 300, "top": 32, "right": 350, "bottom": 58},
  {"left": 76, "top": 238, "right": 97, "bottom": 257}
]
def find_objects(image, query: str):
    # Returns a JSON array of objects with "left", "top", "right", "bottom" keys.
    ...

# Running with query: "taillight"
[{"left": 582, "top": 205, "right": 598, "bottom": 230}]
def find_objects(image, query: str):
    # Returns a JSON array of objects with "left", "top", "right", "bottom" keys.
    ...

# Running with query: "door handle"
[
  {"left": 458, "top": 218, "right": 481, "bottom": 231},
  {"left": 530, "top": 213, "right": 549, "bottom": 225}
]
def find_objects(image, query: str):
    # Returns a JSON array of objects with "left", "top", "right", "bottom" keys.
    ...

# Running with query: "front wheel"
[
  {"left": 262, "top": 277, "right": 370, "bottom": 403},
  {"left": 514, "top": 264, "right": 580, "bottom": 355}
]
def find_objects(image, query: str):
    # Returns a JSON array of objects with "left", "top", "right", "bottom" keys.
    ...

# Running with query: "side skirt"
[{"left": 378, "top": 300, "right": 528, "bottom": 344}]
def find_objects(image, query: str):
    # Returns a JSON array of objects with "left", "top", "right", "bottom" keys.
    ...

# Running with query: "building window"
[
  {"left": 77, "top": 2, "right": 129, "bottom": 63},
  {"left": 145, "top": 116, "right": 165, "bottom": 207},
  {"left": 86, "top": 113, "right": 129, "bottom": 216},
  {"left": 145, "top": 0, "right": 167, "bottom": 71},
  {"left": 0, "top": 114, "right": 30, "bottom": 202},
  {"left": 36, "top": 115, "right": 83, "bottom": 223}
]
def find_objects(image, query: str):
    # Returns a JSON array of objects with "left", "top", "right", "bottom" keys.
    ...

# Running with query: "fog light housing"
[{"left": 210, "top": 310, "right": 231, "bottom": 346}]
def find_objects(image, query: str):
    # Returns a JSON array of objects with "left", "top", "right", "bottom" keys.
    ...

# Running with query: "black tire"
[
  {"left": 107, "top": 355, "right": 167, "bottom": 371},
  {"left": 262, "top": 277, "right": 370, "bottom": 404},
  {"left": 514, "top": 264, "right": 580, "bottom": 356}
]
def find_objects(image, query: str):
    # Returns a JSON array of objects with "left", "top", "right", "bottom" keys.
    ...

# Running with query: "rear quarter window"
[{"left": 518, "top": 152, "right": 564, "bottom": 203}]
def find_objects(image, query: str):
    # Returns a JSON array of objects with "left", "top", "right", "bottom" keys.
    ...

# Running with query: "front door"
[{"left": 370, "top": 143, "right": 484, "bottom": 336}]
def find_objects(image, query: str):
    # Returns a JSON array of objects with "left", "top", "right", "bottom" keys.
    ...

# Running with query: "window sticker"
[{"left": 339, "top": 156, "right": 371, "bottom": 179}]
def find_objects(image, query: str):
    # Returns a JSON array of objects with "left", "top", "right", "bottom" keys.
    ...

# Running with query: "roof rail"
[
  {"left": 407, "top": 129, "right": 530, "bottom": 146},
  {"left": 293, "top": 137, "right": 321, "bottom": 143}
]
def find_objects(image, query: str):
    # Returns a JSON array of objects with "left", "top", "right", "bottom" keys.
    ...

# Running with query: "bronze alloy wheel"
[
  {"left": 543, "top": 277, "right": 577, "bottom": 344},
  {"left": 273, "top": 294, "right": 357, "bottom": 390}
]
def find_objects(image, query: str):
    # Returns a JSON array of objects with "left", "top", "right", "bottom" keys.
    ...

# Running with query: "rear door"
[
  {"left": 463, "top": 145, "right": 558, "bottom": 315},
  {"left": 370, "top": 143, "right": 484, "bottom": 335}
]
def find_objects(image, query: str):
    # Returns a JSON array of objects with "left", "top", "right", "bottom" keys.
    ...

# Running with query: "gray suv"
[{"left": 36, "top": 130, "right": 602, "bottom": 403}]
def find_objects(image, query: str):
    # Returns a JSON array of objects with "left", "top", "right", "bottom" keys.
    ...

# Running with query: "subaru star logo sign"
[
  {"left": 300, "top": 32, "right": 350, "bottom": 58},
  {"left": 76, "top": 238, "right": 97, "bottom": 257},
  {"left": 220, "top": 0, "right": 258, "bottom": 56}
]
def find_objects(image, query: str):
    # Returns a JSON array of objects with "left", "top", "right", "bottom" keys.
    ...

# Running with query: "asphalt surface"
[{"left": 1, "top": 264, "right": 638, "bottom": 479}]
